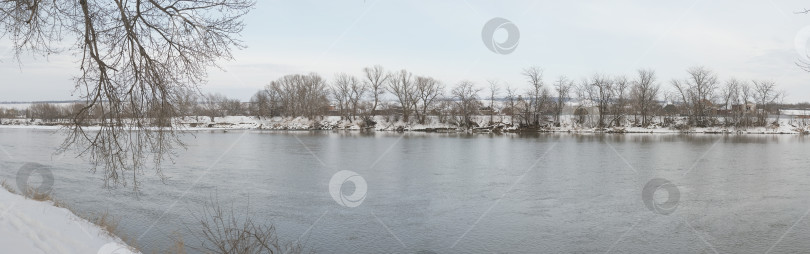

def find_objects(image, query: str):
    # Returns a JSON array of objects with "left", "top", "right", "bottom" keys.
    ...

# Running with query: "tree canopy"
[{"left": 1, "top": 0, "right": 255, "bottom": 189}]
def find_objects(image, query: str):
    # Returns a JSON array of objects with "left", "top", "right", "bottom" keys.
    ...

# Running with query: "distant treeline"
[
  {"left": 244, "top": 65, "right": 807, "bottom": 128},
  {"left": 2, "top": 65, "right": 809, "bottom": 129}
]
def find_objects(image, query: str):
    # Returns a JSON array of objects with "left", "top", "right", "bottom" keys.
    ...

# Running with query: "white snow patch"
[
  {"left": 0, "top": 188, "right": 139, "bottom": 254},
  {"left": 2, "top": 114, "right": 809, "bottom": 134}
]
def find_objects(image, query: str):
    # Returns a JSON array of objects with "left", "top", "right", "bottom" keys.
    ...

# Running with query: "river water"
[{"left": 0, "top": 128, "right": 809, "bottom": 253}]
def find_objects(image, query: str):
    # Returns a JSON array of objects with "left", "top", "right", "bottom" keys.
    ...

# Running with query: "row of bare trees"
[
  {"left": 508, "top": 66, "right": 783, "bottom": 128},
  {"left": 0, "top": 92, "right": 249, "bottom": 125},
  {"left": 236, "top": 65, "right": 663, "bottom": 129},
  {"left": 247, "top": 66, "right": 451, "bottom": 125},
  {"left": 0, "top": 65, "right": 790, "bottom": 130},
  {"left": 574, "top": 71, "right": 651, "bottom": 128},
  {"left": 670, "top": 66, "right": 784, "bottom": 127}
]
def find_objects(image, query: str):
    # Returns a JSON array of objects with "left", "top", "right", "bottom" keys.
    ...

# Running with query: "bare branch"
[{"left": 1, "top": 0, "right": 256, "bottom": 189}]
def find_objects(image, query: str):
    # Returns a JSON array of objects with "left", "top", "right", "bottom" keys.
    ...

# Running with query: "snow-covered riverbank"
[
  {"left": 0, "top": 188, "right": 138, "bottom": 254},
  {"left": 2, "top": 115, "right": 809, "bottom": 134}
]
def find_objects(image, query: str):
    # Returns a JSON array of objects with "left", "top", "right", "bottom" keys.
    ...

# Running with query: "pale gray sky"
[{"left": 2, "top": 0, "right": 810, "bottom": 102}]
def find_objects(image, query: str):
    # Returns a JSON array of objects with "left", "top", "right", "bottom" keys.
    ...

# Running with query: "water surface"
[{"left": 0, "top": 129, "right": 808, "bottom": 253}]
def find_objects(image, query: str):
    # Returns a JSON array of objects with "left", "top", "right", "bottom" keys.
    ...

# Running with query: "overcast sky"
[{"left": 2, "top": 0, "right": 810, "bottom": 102}]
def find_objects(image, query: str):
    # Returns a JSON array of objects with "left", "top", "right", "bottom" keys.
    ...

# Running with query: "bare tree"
[
  {"left": 29, "top": 103, "right": 67, "bottom": 122},
  {"left": 671, "top": 66, "right": 719, "bottom": 127},
  {"left": 268, "top": 73, "right": 330, "bottom": 119},
  {"left": 720, "top": 79, "right": 739, "bottom": 111},
  {"left": 611, "top": 75, "right": 630, "bottom": 126},
  {"left": 414, "top": 76, "right": 443, "bottom": 124},
  {"left": 1, "top": 0, "right": 255, "bottom": 188},
  {"left": 220, "top": 96, "right": 244, "bottom": 116},
  {"left": 363, "top": 65, "right": 388, "bottom": 115},
  {"left": 332, "top": 73, "right": 353, "bottom": 121},
  {"left": 752, "top": 80, "right": 779, "bottom": 125},
  {"left": 522, "top": 66, "right": 544, "bottom": 125},
  {"left": 451, "top": 81, "right": 482, "bottom": 129},
  {"left": 348, "top": 76, "right": 367, "bottom": 121},
  {"left": 574, "top": 79, "right": 591, "bottom": 127},
  {"left": 200, "top": 93, "right": 227, "bottom": 122},
  {"left": 504, "top": 85, "right": 518, "bottom": 124},
  {"left": 331, "top": 73, "right": 365, "bottom": 121},
  {"left": 720, "top": 78, "right": 741, "bottom": 126},
  {"left": 739, "top": 81, "right": 754, "bottom": 127},
  {"left": 262, "top": 83, "right": 282, "bottom": 118},
  {"left": 631, "top": 69, "right": 659, "bottom": 127},
  {"left": 583, "top": 74, "right": 614, "bottom": 128},
  {"left": 303, "top": 74, "right": 330, "bottom": 120},
  {"left": 387, "top": 69, "right": 417, "bottom": 123},
  {"left": 249, "top": 90, "right": 272, "bottom": 118},
  {"left": 487, "top": 80, "right": 501, "bottom": 124},
  {"left": 539, "top": 87, "right": 552, "bottom": 125},
  {"left": 175, "top": 89, "right": 200, "bottom": 118},
  {"left": 553, "top": 76, "right": 572, "bottom": 126}
]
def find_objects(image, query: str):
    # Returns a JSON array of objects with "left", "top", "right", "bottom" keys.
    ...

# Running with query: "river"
[{"left": 0, "top": 128, "right": 808, "bottom": 253}]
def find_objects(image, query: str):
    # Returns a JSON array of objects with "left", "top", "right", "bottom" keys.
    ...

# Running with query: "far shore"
[{"left": 2, "top": 115, "right": 807, "bottom": 135}]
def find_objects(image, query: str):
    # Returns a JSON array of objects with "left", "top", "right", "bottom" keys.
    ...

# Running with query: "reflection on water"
[{"left": 1, "top": 129, "right": 809, "bottom": 253}]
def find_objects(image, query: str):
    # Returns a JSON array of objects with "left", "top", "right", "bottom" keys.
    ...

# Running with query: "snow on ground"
[
  {"left": 0, "top": 103, "right": 35, "bottom": 110},
  {"left": 0, "top": 188, "right": 138, "bottom": 254},
  {"left": 175, "top": 115, "right": 500, "bottom": 131},
  {"left": 2, "top": 114, "right": 809, "bottom": 134},
  {"left": 173, "top": 115, "right": 810, "bottom": 134},
  {"left": 780, "top": 109, "right": 810, "bottom": 116}
]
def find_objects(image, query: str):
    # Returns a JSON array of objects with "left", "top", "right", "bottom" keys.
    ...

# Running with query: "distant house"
[
  {"left": 662, "top": 103, "right": 677, "bottom": 115},
  {"left": 325, "top": 104, "right": 339, "bottom": 116},
  {"left": 561, "top": 100, "right": 599, "bottom": 116},
  {"left": 367, "top": 105, "right": 403, "bottom": 116},
  {"left": 500, "top": 107, "right": 517, "bottom": 116},
  {"left": 501, "top": 100, "right": 529, "bottom": 116},
  {"left": 478, "top": 106, "right": 496, "bottom": 116},
  {"left": 697, "top": 99, "right": 722, "bottom": 115},
  {"left": 731, "top": 103, "right": 757, "bottom": 114},
  {"left": 372, "top": 108, "right": 396, "bottom": 115}
]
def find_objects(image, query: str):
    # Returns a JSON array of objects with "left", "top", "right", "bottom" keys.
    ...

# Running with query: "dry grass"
[
  {"left": 0, "top": 179, "right": 16, "bottom": 194},
  {"left": 23, "top": 187, "right": 53, "bottom": 202},
  {"left": 51, "top": 198, "right": 69, "bottom": 209},
  {"left": 188, "top": 195, "right": 304, "bottom": 254},
  {"left": 93, "top": 209, "right": 119, "bottom": 236},
  {"left": 164, "top": 232, "right": 187, "bottom": 254},
  {"left": 86, "top": 209, "right": 142, "bottom": 253},
  {"left": 84, "top": 210, "right": 144, "bottom": 254},
  {"left": 2, "top": 177, "right": 57, "bottom": 204},
  {"left": 0, "top": 176, "right": 52, "bottom": 201}
]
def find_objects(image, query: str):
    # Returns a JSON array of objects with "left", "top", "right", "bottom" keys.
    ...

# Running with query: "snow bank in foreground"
[{"left": 0, "top": 188, "right": 138, "bottom": 254}]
